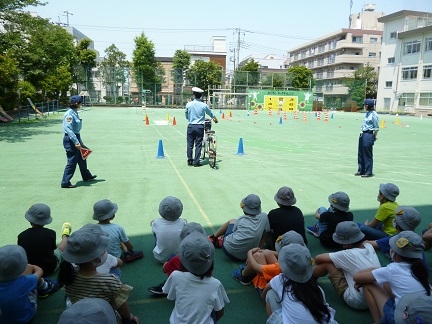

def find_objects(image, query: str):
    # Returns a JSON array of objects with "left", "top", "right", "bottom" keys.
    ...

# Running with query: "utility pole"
[
  {"left": 63, "top": 10, "right": 73, "bottom": 26},
  {"left": 236, "top": 28, "right": 241, "bottom": 69}
]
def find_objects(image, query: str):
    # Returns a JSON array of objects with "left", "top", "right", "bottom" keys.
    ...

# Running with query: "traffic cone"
[
  {"left": 283, "top": 112, "right": 287, "bottom": 120},
  {"left": 172, "top": 117, "right": 177, "bottom": 126},
  {"left": 331, "top": 113, "right": 334, "bottom": 119},
  {"left": 324, "top": 113, "right": 329, "bottom": 122},
  {"left": 236, "top": 138, "right": 245, "bottom": 155},
  {"left": 268, "top": 108, "right": 272, "bottom": 116},
  {"left": 247, "top": 110, "right": 250, "bottom": 116},
  {"left": 253, "top": 109, "right": 258, "bottom": 115},
  {"left": 220, "top": 109, "right": 222, "bottom": 114},
  {"left": 395, "top": 114, "right": 400, "bottom": 125},
  {"left": 166, "top": 114, "right": 170, "bottom": 122},
  {"left": 277, "top": 110, "right": 280, "bottom": 116},
  {"left": 316, "top": 112, "right": 321, "bottom": 120},
  {"left": 222, "top": 113, "right": 225, "bottom": 119},
  {"left": 156, "top": 140, "right": 166, "bottom": 158},
  {"left": 380, "top": 120, "right": 386, "bottom": 128},
  {"left": 294, "top": 111, "right": 298, "bottom": 119},
  {"left": 145, "top": 115, "right": 150, "bottom": 125},
  {"left": 229, "top": 111, "right": 232, "bottom": 118},
  {"left": 302, "top": 113, "right": 307, "bottom": 122},
  {"left": 279, "top": 117, "right": 283, "bottom": 124}
]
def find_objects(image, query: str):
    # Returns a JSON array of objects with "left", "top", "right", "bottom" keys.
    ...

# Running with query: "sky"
[{"left": 26, "top": 0, "right": 432, "bottom": 71}]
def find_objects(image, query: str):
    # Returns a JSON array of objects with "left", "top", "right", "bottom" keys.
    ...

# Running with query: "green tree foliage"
[
  {"left": 40, "top": 65, "right": 73, "bottom": 100},
  {"left": 261, "top": 72, "right": 285, "bottom": 88},
  {"left": 74, "top": 38, "right": 97, "bottom": 92},
  {"left": 132, "top": 33, "right": 165, "bottom": 99},
  {"left": 99, "top": 44, "right": 130, "bottom": 103},
  {"left": 171, "top": 50, "right": 191, "bottom": 95},
  {"left": 234, "top": 58, "right": 259, "bottom": 88},
  {"left": 186, "top": 60, "right": 223, "bottom": 93},
  {"left": 343, "top": 64, "right": 378, "bottom": 106},
  {"left": 287, "top": 65, "right": 315, "bottom": 89},
  {"left": 172, "top": 50, "right": 191, "bottom": 69},
  {"left": 0, "top": 55, "right": 20, "bottom": 109}
]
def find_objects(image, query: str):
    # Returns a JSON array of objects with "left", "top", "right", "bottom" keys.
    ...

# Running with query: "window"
[
  {"left": 399, "top": 93, "right": 415, "bottom": 106},
  {"left": 329, "top": 41, "right": 336, "bottom": 50},
  {"left": 423, "top": 65, "right": 432, "bottom": 79},
  {"left": 328, "top": 54, "right": 335, "bottom": 64},
  {"left": 325, "top": 83, "right": 333, "bottom": 91},
  {"left": 425, "top": 38, "right": 432, "bottom": 52},
  {"left": 301, "top": 50, "right": 307, "bottom": 58},
  {"left": 390, "top": 32, "right": 397, "bottom": 39},
  {"left": 309, "top": 47, "right": 316, "bottom": 56},
  {"left": 308, "top": 60, "right": 314, "bottom": 68},
  {"left": 293, "top": 54, "right": 298, "bottom": 61},
  {"left": 316, "top": 72, "right": 323, "bottom": 79},
  {"left": 402, "top": 67, "right": 418, "bottom": 80},
  {"left": 369, "top": 52, "right": 377, "bottom": 57},
  {"left": 388, "top": 57, "right": 395, "bottom": 64},
  {"left": 352, "top": 36, "right": 362, "bottom": 43},
  {"left": 318, "top": 45, "right": 325, "bottom": 53},
  {"left": 370, "top": 37, "right": 378, "bottom": 43},
  {"left": 404, "top": 40, "right": 421, "bottom": 54},
  {"left": 419, "top": 93, "right": 432, "bottom": 106},
  {"left": 317, "top": 58, "right": 325, "bottom": 66},
  {"left": 315, "top": 85, "right": 323, "bottom": 92},
  {"left": 385, "top": 81, "right": 392, "bottom": 87},
  {"left": 327, "top": 71, "right": 334, "bottom": 78}
]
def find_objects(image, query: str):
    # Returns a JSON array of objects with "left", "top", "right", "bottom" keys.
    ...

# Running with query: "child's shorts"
[
  {"left": 380, "top": 298, "right": 395, "bottom": 324},
  {"left": 329, "top": 268, "right": 348, "bottom": 297}
]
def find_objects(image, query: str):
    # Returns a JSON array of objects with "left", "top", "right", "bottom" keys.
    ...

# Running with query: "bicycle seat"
[{"left": 206, "top": 130, "right": 215, "bottom": 135}]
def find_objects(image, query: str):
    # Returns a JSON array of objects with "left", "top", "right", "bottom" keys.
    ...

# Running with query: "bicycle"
[{"left": 201, "top": 118, "right": 217, "bottom": 168}]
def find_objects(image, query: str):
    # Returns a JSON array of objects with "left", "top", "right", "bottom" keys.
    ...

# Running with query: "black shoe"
[
  {"left": 148, "top": 281, "right": 167, "bottom": 295},
  {"left": 361, "top": 174, "right": 374, "bottom": 178},
  {"left": 354, "top": 172, "right": 363, "bottom": 176},
  {"left": 61, "top": 184, "right": 76, "bottom": 188},
  {"left": 187, "top": 160, "right": 193, "bottom": 166},
  {"left": 193, "top": 163, "right": 203, "bottom": 167},
  {"left": 84, "top": 175, "right": 97, "bottom": 181}
]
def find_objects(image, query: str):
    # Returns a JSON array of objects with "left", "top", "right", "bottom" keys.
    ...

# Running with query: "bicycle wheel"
[
  {"left": 208, "top": 137, "right": 216, "bottom": 168},
  {"left": 201, "top": 137, "right": 207, "bottom": 159}
]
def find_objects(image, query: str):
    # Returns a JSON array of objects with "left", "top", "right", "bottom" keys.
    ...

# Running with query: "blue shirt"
[
  {"left": 361, "top": 110, "right": 379, "bottom": 132},
  {"left": 63, "top": 108, "right": 82, "bottom": 144},
  {"left": 185, "top": 99, "right": 214, "bottom": 124}
]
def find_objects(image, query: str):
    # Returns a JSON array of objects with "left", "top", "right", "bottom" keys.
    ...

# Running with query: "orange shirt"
[{"left": 252, "top": 263, "right": 281, "bottom": 289}]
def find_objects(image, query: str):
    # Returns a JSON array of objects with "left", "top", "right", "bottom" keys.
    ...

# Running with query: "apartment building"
[
  {"left": 376, "top": 10, "right": 432, "bottom": 114},
  {"left": 288, "top": 6, "right": 383, "bottom": 107}
]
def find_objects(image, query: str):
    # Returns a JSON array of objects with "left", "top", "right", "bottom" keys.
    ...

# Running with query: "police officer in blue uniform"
[
  {"left": 355, "top": 98, "right": 379, "bottom": 178},
  {"left": 61, "top": 95, "right": 96, "bottom": 188},
  {"left": 185, "top": 87, "right": 218, "bottom": 167}
]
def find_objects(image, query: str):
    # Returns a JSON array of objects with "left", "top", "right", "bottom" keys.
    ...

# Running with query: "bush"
[
  {"left": 116, "top": 96, "right": 123, "bottom": 104},
  {"left": 103, "top": 96, "right": 114, "bottom": 104}
]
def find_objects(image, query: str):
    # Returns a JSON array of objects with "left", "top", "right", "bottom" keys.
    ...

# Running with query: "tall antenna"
[
  {"left": 349, "top": 0, "right": 353, "bottom": 28},
  {"left": 63, "top": 10, "right": 73, "bottom": 26}
]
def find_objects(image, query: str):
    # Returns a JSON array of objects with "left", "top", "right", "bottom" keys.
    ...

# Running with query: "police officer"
[
  {"left": 185, "top": 87, "right": 218, "bottom": 167},
  {"left": 61, "top": 95, "right": 96, "bottom": 188},
  {"left": 355, "top": 98, "right": 379, "bottom": 178}
]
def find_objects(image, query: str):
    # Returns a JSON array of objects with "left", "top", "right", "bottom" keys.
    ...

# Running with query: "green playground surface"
[{"left": 1, "top": 107, "right": 431, "bottom": 323}]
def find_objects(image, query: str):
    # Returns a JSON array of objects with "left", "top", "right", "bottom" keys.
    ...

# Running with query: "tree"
[
  {"left": 186, "top": 60, "right": 223, "bottom": 93},
  {"left": 287, "top": 65, "right": 315, "bottom": 89},
  {"left": 343, "top": 64, "right": 378, "bottom": 106},
  {"left": 171, "top": 50, "right": 192, "bottom": 104},
  {"left": 99, "top": 44, "right": 130, "bottom": 104},
  {"left": 0, "top": 55, "right": 20, "bottom": 109},
  {"left": 261, "top": 72, "right": 285, "bottom": 88},
  {"left": 74, "top": 38, "right": 97, "bottom": 93},
  {"left": 234, "top": 58, "right": 259, "bottom": 88},
  {"left": 132, "top": 33, "right": 165, "bottom": 103}
]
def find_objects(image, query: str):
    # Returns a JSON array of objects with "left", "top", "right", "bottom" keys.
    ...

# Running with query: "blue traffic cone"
[
  {"left": 156, "top": 139, "right": 166, "bottom": 158},
  {"left": 236, "top": 138, "right": 245, "bottom": 155},
  {"left": 279, "top": 117, "right": 283, "bottom": 124},
  {"left": 331, "top": 113, "right": 334, "bottom": 119},
  {"left": 220, "top": 109, "right": 222, "bottom": 114}
]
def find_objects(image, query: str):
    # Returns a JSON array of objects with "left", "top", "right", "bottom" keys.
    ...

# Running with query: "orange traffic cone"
[
  {"left": 268, "top": 108, "right": 272, "bottom": 116},
  {"left": 229, "top": 111, "right": 232, "bottom": 118},
  {"left": 172, "top": 116, "right": 177, "bottom": 126},
  {"left": 145, "top": 115, "right": 150, "bottom": 125},
  {"left": 253, "top": 109, "right": 258, "bottom": 115},
  {"left": 324, "top": 113, "right": 329, "bottom": 122},
  {"left": 294, "top": 111, "right": 298, "bottom": 119},
  {"left": 302, "top": 113, "right": 307, "bottom": 122},
  {"left": 283, "top": 112, "right": 287, "bottom": 120},
  {"left": 222, "top": 113, "right": 225, "bottom": 119}
]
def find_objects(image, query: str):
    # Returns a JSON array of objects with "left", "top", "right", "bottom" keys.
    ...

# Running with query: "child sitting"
[
  {"left": 148, "top": 222, "right": 206, "bottom": 296},
  {"left": 162, "top": 232, "right": 230, "bottom": 323},
  {"left": 151, "top": 196, "right": 187, "bottom": 263},
  {"left": 232, "top": 231, "right": 305, "bottom": 294},
  {"left": 354, "top": 231, "right": 430, "bottom": 324},
  {"left": 93, "top": 199, "right": 143, "bottom": 263},
  {"left": 0, "top": 245, "right": 43, "bottom": 323},
  {"left": 17, "top": 203, "right": 70, "bottom": 297},
  {"left": 58, "top": 297, "right": 117, "bottom": 323},
  {"left": 306, "top": 191, "right": 353, "bottom": 248},
  {"left": 59, "top": 225, "right": 139, "bottom": 323},
  {"left": 209, "top": 194, "right": 270, "bottom": 261},
  {"left": 313, "top": 221, "right": 381, "bottom": 310}
]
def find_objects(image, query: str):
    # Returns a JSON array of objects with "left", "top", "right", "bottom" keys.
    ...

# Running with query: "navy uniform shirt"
[{"left": 63, "top": 108, "right": 82, "bottom": 145}]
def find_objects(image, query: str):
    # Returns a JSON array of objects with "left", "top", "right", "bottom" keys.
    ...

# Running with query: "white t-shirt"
[
  {"left": 372, "top": 262, "right": 426, "bottom": 305},
  {"left": 329, "top": 243, "right": 381, "bottom": 309},
  {"left": 223, "top": 212, "right": 270, "bottom": 260},
  {"left": 152, "top": 218, "right": 187, "bottom": 263},
  {"left": 270, "top": 274, "right": 329, "bottom": 324},
  {"left": 96, "top": 254, "right": 119, "bottom": 274},
  {"left": 163, "top": 271, "right": 230, "bottom": 324}
]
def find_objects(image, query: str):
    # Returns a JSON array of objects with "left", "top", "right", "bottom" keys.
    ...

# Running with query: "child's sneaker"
[
  {"left": 232, "top": 265, "right": 254, "bottom": 286},
  {"left": 148, "top": 281, "right": 167, "bottom": 296},
  {"left": 38, "top": 278, "right": 59, "bottom": 299},
  {"left": 306, "top": 224, "right": 319, "bottom": 237},
  {"left": 124, "top": 250, "right": 143, "bottom": 263},
  {"left": 208, "top": 235, "right": 223, "bottom": 248},
  {"left": 62, "top": 222, "right": 72, "bottom": 237}
]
